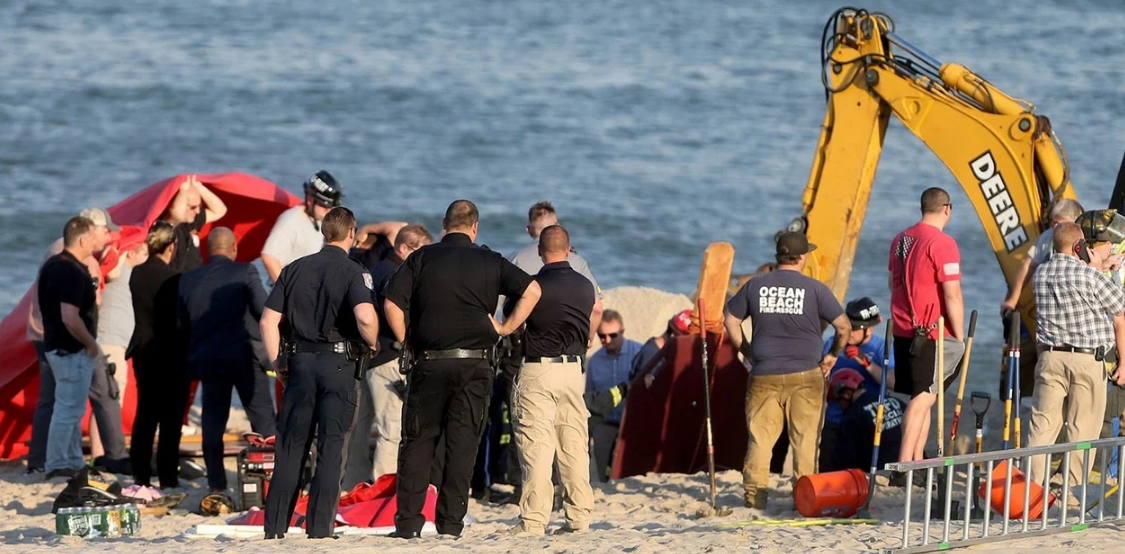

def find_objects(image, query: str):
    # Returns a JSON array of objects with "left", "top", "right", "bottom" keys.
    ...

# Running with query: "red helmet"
[
  {"left": 827, "top": 369, "right": 865, "bottom": 401},
  {"left": 669, "top": 310, "right": 693, "bottom": 335}
]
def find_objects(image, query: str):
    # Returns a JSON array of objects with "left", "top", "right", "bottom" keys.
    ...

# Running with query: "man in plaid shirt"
[{"left": 1028, "top": 222, "right": 1125, "bottom": 493}]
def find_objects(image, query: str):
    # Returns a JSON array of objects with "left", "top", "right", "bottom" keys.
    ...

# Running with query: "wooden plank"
[{"left": 692, "top": 242, "right": 735, "bottom": 333}]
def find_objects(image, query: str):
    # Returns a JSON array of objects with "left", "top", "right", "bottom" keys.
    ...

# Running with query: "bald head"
[
  {"left": 538, "top": 225, "right": 570, "bottom": 264},
  {"left": 1053, "top": 222, "right": 1084, "bottom": 255},
  {"left": 443, "top": 199, "right": 479, "bottom": 242},
  {"left": 209, "top": 226, "right": 237, "bottom": 258},
  {"left": 444, "top": 200, "right": 479, "bottom": 231}
]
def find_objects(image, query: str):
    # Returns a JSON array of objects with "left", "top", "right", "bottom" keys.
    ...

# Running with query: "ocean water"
[{"left": 3, "top": 0, "right": 1125, "bottom": 397}]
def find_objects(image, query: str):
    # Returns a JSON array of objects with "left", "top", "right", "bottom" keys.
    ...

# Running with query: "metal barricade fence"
[{"left": 883, "top": 436, "right": 1125, "bottom": 554}]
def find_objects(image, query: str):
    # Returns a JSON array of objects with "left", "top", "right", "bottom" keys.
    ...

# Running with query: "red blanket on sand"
[{"left": 228, "top": 474, "right": 438, "bottom": 529}]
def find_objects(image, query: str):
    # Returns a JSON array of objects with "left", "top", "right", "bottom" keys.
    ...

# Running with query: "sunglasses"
[{"left": 597, "top": 332, "right": 620, "bottom": 341}]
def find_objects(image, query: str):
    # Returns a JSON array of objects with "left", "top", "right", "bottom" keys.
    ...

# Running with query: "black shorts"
[{"left": 893, "top": 335, "right": 966, "bottom": 398}]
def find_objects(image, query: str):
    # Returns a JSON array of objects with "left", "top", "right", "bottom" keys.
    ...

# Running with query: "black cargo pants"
[
  {"left": 395, "top": 358, "right": 492, "bottom": 536},
  {"left": 264, "top": 352, "right": 360, "bottom": 538}
]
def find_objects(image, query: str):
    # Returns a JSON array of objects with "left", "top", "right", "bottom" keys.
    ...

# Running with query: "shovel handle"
[{"left": 698, "top": 299, "right": 707, "bottom": 339}]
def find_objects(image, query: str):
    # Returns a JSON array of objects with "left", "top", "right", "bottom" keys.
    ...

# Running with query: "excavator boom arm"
[{"left": 797, "top": 9, "right": 1075, "bottom": 331}]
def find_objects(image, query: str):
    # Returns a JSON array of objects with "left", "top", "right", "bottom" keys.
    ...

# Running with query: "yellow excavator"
[{"left": 784, "top": 7, "right": 1077, "bottom": 332}]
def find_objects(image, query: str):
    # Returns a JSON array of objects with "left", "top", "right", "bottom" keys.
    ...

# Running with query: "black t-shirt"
[
  {"left": 834, "top": 390, "right": 905, "bottom": 471},
  {"left": 523, "top": 261, "right": 595, "bottom": 358},
  {"left": 726, "top": 269, "right": 844, "bottom": 375},
  {"left": 351, "top": 234, "right": 393, "bottom": 273},
  {"left": 369, "top": 255, "right": 403, "bottom": 367},
  {"left": 265, "top": 245, "right": 373, "bottom": 343},
  {"left": 169, "top": 210, "right": 207, "bottom": 274},
  {"left": 386, "top": 233, "right": 532, "bottom": 351},
  {"left": 128, "top": 257, "right": 183, "bottom": 362},
  {"left": 38, "top": 250, "right": 98, "bottom": 354}
]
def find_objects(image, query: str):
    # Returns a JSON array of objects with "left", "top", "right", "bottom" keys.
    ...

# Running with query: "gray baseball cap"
[{"left": 79, "top": 207, "right": 120, "bottom": 231}]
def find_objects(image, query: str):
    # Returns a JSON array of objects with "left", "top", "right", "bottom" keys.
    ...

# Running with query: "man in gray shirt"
[{"left": 508, "top": 202, "right": 599, "bottom": 292}]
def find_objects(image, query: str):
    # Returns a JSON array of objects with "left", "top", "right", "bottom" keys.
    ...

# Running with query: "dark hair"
[
  {"left": 528, "top": 201, "right": 557, "bottom": 225},
  {"left": 775, "top": 253, "right": 802, "bottom": 265},
  {"left": 146, "top": 220, "right": 176, "bottom": 255},
  {"left": 395, "top": 224, "right": 433, "bottom": 249},
  {"left": 322, "top": 207, "right": 356, "bottom": 243},
  {"left": 601, "top": 309, "right": 624, "bottom": 327},
  {"left": 63, "top": 216, "right": 95, "bottom": 248},
  {"left": 921, "top": 187, "right": 951, "bottom": 214},
  {"left": 444, "top": 199, "right": 479, "bottom": 230},
  {"left": 539, "top": 224, "right": 570, "bottom": 254}
]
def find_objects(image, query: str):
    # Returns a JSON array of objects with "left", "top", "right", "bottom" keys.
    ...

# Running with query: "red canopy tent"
[{"left": 0, "top": 173, "right": 299, "bottom": 460}]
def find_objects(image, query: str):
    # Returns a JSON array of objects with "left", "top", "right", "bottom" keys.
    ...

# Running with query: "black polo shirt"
[
  {"left": 38, "top": 250, "right": 98, "bottom": 354},
  {"left": 386, "top": 232, "right": 532, "bottom": 351},
  {"left": 523, "top": 261, "right": 596, "bottom": 358},
  {"left": 369, "top": 255, "right": 403, "bottom": 367},
  {"left": 351, "top": 234, "right": 393, "bottom": 273},
  {"left": 265, "top": 245, "right": 373, "bottom": 343}
]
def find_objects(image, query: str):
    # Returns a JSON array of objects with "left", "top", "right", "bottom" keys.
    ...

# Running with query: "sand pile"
[{"left": 598, "top": 286, "right": 694, "bottom": 348}]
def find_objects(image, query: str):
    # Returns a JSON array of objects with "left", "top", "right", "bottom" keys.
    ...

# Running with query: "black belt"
[
  {"left": 289, "top": 342, "right": 348, "bottom": 354},
  {"left": 419, "top": 348, "right": 490, "bottom": 361},
  {"left": 1043, "top": 345, "right": 1097, "bottom": 355},
  {"left": 524, "top": 355, "right": 582, "bottom": 364}
]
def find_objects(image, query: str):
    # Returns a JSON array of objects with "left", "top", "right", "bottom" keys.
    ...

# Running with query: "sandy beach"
[
  {"left": 3, "top": 459, "right": 1123, "bottom": 554},
  {"left": 2, "top": 287, "right": 1121, "bottom": 554}
]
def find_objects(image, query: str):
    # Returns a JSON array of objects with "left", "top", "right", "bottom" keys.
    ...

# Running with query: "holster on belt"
[
  {"left": 397, "top": 340, "right": 415, "bottom": 375},
  {"left": 345, "top": 341, "right": 370, "bottom": 381}
]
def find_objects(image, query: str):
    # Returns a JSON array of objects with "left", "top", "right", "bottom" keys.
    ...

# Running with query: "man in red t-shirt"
[{"left": 888, "top": 187, "right": 966, "bottom": 464}]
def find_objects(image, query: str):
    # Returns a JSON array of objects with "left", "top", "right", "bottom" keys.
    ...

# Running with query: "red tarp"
[
  {"left": 228, "top": 474, "right": 438, "bottom": 529},
  {"left": 0, "top": 173, "right": 299, "bottom": 460},
  {"left": 611, "top": 334, "right": 750, "bottom": 479}
]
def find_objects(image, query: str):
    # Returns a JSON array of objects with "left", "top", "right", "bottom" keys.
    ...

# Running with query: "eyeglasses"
[
  {"left": 943, "top": 203, "right": 953, "bottom": 209},
  {"left": 597, "top": 332, "right": 620, "bottom": 341}
]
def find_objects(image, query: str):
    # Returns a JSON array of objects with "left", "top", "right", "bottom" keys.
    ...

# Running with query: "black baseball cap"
[{"left": 776, "top": 231, "right": 816, "bottom": 256}]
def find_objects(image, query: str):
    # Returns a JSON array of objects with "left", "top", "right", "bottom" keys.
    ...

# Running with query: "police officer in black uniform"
[
  {"left": 385, "top": 200, "right": 542, "bottom": 538},
  {"left": 260, "top": 207, "right": 380, "bottom": 540}
]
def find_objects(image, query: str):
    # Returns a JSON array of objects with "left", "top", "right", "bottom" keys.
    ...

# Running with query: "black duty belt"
[
  {"left": 289, "top": 342, "right": 348, "bottom": 354},
  {"left": 524, "top": 355, "right": 582, "bottom": 364},
  {"left": 1043, "top": 345, "right": 1097, "bottom": 355},
  {"left": 419, "top": 348, "right": 490, "bottom": 361}
]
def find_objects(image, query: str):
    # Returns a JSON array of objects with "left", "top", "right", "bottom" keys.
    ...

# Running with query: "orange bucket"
[
  {"left": 795, "top": 468, "right": 869, "bottom": 517},
  {"left": 976, "top": 460, "right": 1055, "bottom": 520}
]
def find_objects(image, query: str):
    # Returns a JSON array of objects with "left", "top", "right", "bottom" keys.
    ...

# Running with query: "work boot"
[
  {"left": 264, "top": 532, "right": 285, "bottom": 540},
  {"left": 504, "top": 523, "right": 545, "bottom": 535},
  {"left": 388, "top": 529, "right": 420, "bottom": 539},
  {"left": 553, "top": 523, "right": 587, "bottom": 535},
  {"left": 743, "top": 490, "right": 767, "bottom": 510}
]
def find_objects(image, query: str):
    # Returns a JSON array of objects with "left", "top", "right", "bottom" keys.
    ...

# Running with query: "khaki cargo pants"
[
  {"left": 365, "top": 358, "right": 403, "bottom": 479},
  {"left": 511, "top": 360, "right": 594, "bottom": 533},
  {"left": 1027, "top": 351, "right": 1108, "bottom": 487},
  {"left": 743, "top": 367, "right": 825, "bottom": 508}
]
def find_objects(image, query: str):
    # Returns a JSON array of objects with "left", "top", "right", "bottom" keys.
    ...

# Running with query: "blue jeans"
[
  {"left": 27, "top": 341, "right": 54, "bottom": 469},
  {"left": 44, "top": 351, "right": 95, "bottom": 472}
]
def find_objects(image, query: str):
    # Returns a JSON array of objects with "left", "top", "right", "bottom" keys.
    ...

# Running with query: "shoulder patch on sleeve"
[
  {"left": 363, "top": 273, "right": 374, "bottom": 290},
  {"left": 943, "top": 262, "right": 960, "bottom": 276}
]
